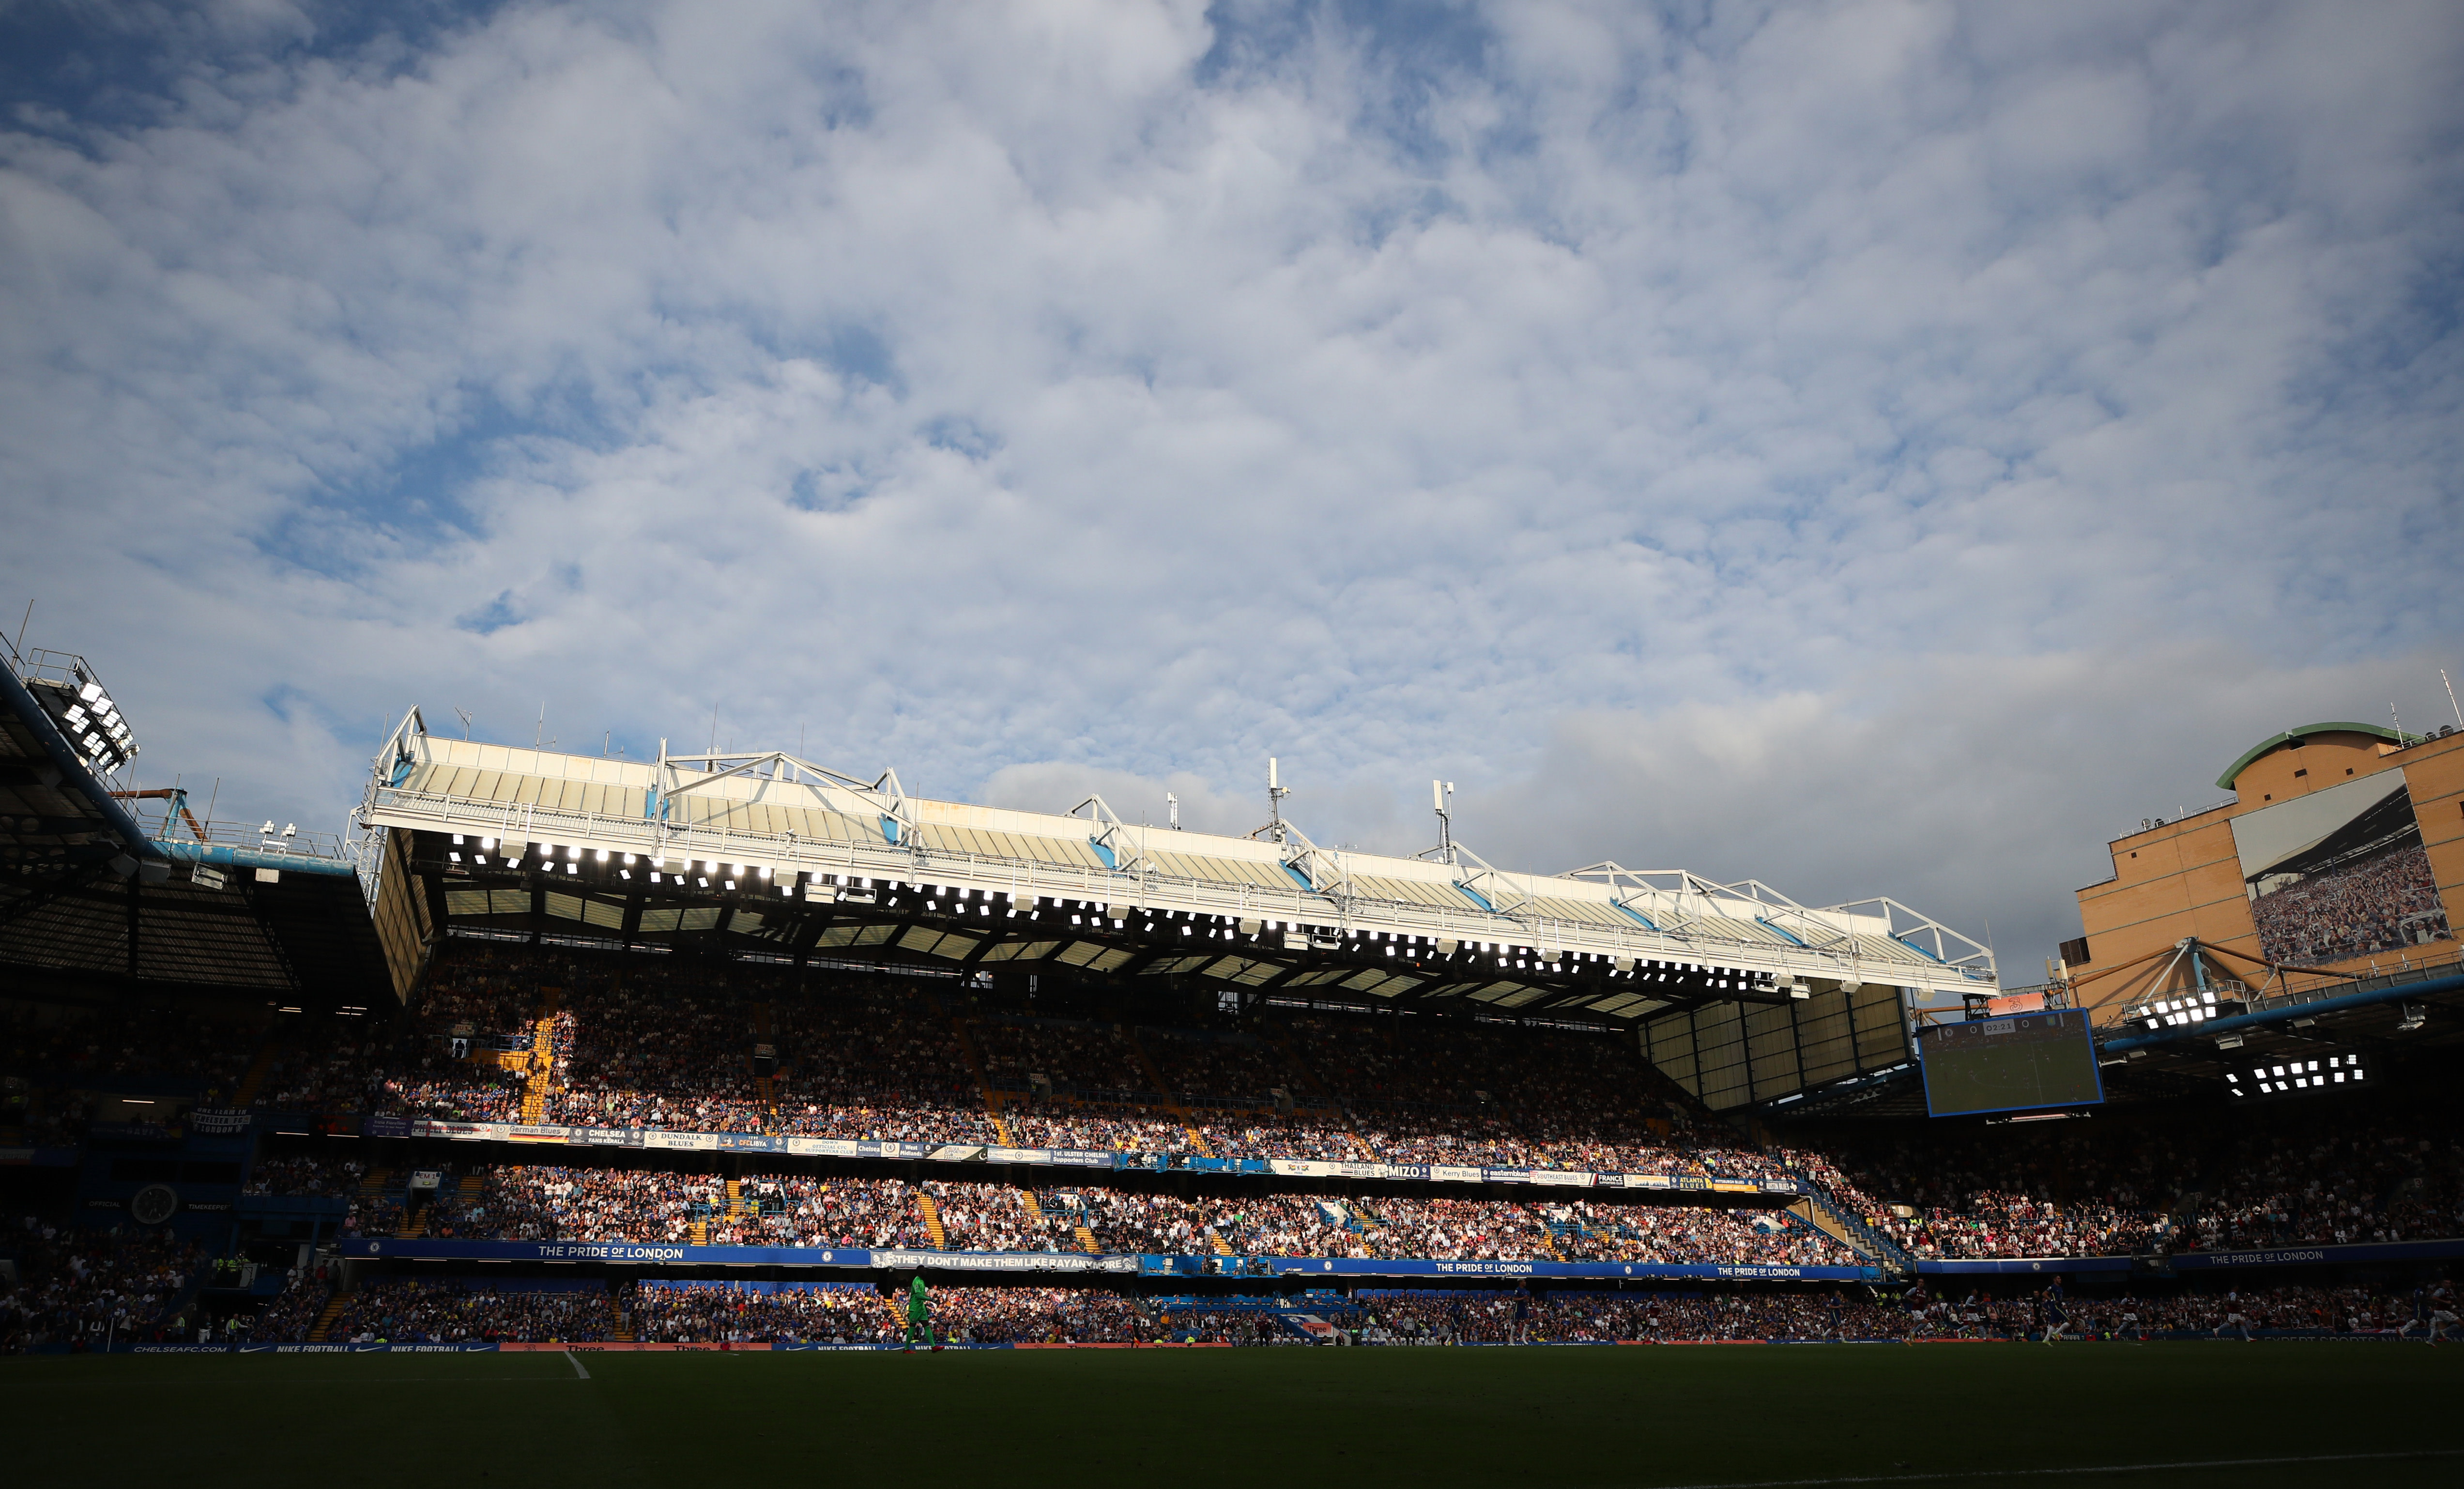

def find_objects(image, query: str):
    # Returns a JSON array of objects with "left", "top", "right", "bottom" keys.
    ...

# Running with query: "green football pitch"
[{"left": 8, "top": 1343, "right": 2458, "bottom": 1487}]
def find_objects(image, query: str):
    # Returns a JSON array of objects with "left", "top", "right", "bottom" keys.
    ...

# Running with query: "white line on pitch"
[
  {"left": 1651, "top": 1446, "right": 2464, "bottom": 1489},
  {"left": 565, "top": 1349, "right": 591, "bottom": 1380}
]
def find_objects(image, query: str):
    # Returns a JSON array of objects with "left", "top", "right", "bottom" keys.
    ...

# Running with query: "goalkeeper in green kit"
[{"left": 904, "top": 1274, "right": 934, "bottom": 1351}]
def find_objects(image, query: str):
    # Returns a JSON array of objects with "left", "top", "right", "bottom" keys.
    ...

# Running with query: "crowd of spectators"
[
  {"left": 976, "top": 1017, "right": 1154, "bottom": 1098},
  {"left": 2192, "top": 1121, "right": 2464, "bottom": 1250},
  {"left": 1001, "top": 1103, "right": 1196, "bottom": 1154},
  {"left": 770, "top": 990, "right": 989, "bottom": 1141},
  {"left": 242, "top": 1154, "right": 363, "bottom": 1197},
  {"left": 2248, "top": 843, "right": 2451, "bottom": 966},
  {"left": 323, "top": 1278, "right": 617, "bottom": 1343},
  {"left": 1140, "top": 1028, "right": 1295, "bottom": 1109},
  {"left": 0, "top": 999, "right": 262, "bottom": 1100},
  {"left": 630, "top": 1281, "right": 890, "bottom": 1341},
  {"left": 251, "top": 1267, "right": 334, "bottom": 1341},
  {"left": 0, "top": 1220, "right": 199, "bottom": 1352},
  {"left": 545, "top": 973, "right": 769, "bottom": 1132},
  {"left": 1803, "top": 1126, "right": 2191, "bottom": 1260},
  {"left": 624, "top": 1281, "right": 1149, "bottom": 1344}
]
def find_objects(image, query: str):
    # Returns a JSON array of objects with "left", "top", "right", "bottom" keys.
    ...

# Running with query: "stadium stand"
[{"left": 10, "top": 673, "right": 2464, "bottom": 1356}]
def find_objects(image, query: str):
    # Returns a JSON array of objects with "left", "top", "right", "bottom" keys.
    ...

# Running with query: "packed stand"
[
  {"left": 0, "top": 1220, "right": 200, "bottom": 1352},
  {"left": 770, "top": 990, "right": 989, "bottom": 1141},
  {"left": 242, "top": 1154, "right": 364, "bottom": 1197},
  {"left": 324, "top": 1278, "right": 617, "bottom": 1343},
  {"left": 2193, "top": 1121, "right": 2464, "bottom": 1249},
  {"left": 976, "top": 1017, "right": 1156, "bottom": 1099},
  {"left": 1803, "top": 1125, "right": 2191, "bottom": 1259}
]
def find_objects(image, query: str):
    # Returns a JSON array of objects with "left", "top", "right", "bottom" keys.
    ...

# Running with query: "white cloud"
[{"left": 0, "top": 0, "right": 2457, "bottom": 971}]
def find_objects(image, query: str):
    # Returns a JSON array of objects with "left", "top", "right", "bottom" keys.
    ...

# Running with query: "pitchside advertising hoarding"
[
  {"left": 1918, "top": 1008, "right": 2104, "bottom": 1118},
  {"left": 2229, "top": 768, "right": 2454, "bottom": 966}
]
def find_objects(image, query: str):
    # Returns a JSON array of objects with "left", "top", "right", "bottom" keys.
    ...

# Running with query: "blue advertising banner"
[
  {"left": 339, "top": 1237, "right": 1135, "bottom": 1272},
  {"left": 2170, "top": 1237, "right": 2464, "bottom": 1270}
]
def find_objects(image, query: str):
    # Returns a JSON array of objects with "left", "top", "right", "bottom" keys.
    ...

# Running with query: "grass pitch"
[{"left": 9, "top": 1343, "right": 2458, "bottom": 1487}]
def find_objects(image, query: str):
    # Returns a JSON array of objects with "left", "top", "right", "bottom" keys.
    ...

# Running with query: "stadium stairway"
[
  {"left": 751, "top": 1003, "right": 779, "bottom": 1130},
  {"left": 951, "top": 1016, "right": 1007, "bottom": 1123},
  {"left": 724, "top": 1179, "right": 744, "bottom": 1220},
  {"left": 519, "top": 989, "right": 562, "bottom": 1123},
  {"left": 307, "top": 1289, "right": 351, "bottom": 1342},
  {"left": 1072, "top": 1225, "right": 1100, "bottom": 1255},
  {"left": 1124, "top": 1028, "right": 1215, "bottom": 1155},
  {"left": 230, "top": 1037, "right": 279, "bottom": 1107},
  {"left": 1782, "top": 1182, "right": 1913, "bottom": 1274},
  {"left": 916, "top": 1192, "right": 948, "bottom": 1250}
]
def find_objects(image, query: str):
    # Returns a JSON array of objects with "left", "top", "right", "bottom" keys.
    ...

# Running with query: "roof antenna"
[
  {"left": 2390, "top": 701, "right": 2404, "bottom": 743},
  {"left": 2442, "top": 668, "right": 2464, "bottom": 732},
  {"left": 1253, "top": 758, "right": 1291, "bottom": 844},
  {"left": 536, "top": 700, "right": 546, "bottom": 748},
  {"left": 1433, "top": 780, "right": 1456, "bottom": 866},
  {"left": 1166, "top": 792, "right": 1181, "bottom": 830},
  {"left": 454, "top": 706, "right": 473, "bottom": 740}
]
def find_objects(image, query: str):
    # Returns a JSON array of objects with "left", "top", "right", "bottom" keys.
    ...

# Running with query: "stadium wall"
[{"left": 2071, "top": 724, "right": 2464, "bottom": 1018}]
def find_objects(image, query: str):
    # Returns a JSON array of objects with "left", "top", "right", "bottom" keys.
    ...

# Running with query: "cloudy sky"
[{"left": 2, "top": 0, "right": 2459, "bottom": 977}]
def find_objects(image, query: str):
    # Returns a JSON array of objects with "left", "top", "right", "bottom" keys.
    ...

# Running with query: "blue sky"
[{"left": 2, "top": 0, "right": 2459, "bottom": 975}]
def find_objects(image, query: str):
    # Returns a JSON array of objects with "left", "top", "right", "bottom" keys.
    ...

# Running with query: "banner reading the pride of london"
[{"left": 2229, "top": 769, "right": 2451, "bottom": 966}]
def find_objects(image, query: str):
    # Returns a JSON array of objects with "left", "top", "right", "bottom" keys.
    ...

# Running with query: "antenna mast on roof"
[
  {"left": 1431, "top": 780, "right": 1456, "bottom": 866},
  {"left": 1166, "top": 792, "right": 1181, "bottom": 830},
  {"left": 2444, "top": 669, "right": 2463, "bottom": 732},
  {"left": 1252, "top": 758, "right": 1291, "bottom": 844}
]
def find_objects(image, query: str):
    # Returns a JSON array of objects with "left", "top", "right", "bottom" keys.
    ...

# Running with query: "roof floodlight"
[
  {"left": 79, "top": 682, "right": 103, "bottom": 702},
  {"left": 595, "top": 849, "right": 609, "bottom": 862}
]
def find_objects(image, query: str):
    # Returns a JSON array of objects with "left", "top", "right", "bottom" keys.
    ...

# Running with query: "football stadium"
[{"left": 7, "top": 644, "right": 2464, "bottom": 1486}]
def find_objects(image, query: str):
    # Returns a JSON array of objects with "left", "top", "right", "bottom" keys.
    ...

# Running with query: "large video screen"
[
  {"left": 1920, "top": 1008, "right": 2104, "bottom": 1118},
  {"left": 2229, "top": 769, "right": 2452, "bottom": 967}
]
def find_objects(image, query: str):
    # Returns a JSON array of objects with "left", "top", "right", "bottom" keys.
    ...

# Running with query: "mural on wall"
[{"left": 2230, "top": 770, "right": 2451, "bottom": 966}]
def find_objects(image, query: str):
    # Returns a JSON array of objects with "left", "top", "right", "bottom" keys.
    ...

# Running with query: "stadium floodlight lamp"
[{"left": 2398, "top": 1003, "right": 2427, "bottom": 1032}]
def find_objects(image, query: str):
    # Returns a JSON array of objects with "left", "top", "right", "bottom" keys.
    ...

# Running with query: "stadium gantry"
[
  {"left": 353, "top": 707, "right": 1999, "bottom": 1023},
  {"left": 0, "top": 643, "right": 384, "bottom": 999}
]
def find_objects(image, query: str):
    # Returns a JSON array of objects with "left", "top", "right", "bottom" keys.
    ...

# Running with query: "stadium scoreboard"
[{"left": 1918, "top": 1008, "right": 2104, "bottom": 1118}]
